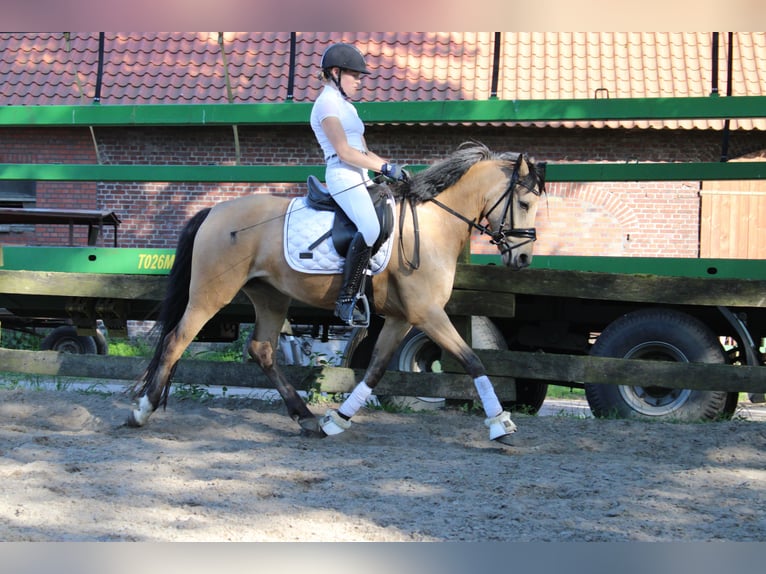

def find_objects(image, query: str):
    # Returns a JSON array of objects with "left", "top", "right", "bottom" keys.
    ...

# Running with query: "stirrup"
[{"left": 335, "top": 293, "right": 370, "bottom": 328}]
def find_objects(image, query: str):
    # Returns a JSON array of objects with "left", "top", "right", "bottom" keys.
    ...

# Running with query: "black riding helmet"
[{"left": 321, "top": 43, "right": 370, "bottom": 75}]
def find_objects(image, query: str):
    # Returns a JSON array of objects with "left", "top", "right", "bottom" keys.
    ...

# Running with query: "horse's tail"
[{"left": 136, "top": 207, "right": 212, "bottom": 404}]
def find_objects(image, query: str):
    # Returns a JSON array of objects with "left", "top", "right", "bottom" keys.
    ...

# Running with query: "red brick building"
[{"left": 1, "top": 32, "right": 765, "bottom": 257}]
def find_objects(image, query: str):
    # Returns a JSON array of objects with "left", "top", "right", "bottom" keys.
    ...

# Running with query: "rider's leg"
[
  {"left": 335, "top": 232, "right": 372, "bottom": 324},
  {"left": 328, "top": 172, "right": 380, "bottom": 326}
]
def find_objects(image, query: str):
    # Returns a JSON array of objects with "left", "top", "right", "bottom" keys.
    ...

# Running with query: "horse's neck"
[{"left": 433, "top": 177, "right": 484, "bottom": 223}]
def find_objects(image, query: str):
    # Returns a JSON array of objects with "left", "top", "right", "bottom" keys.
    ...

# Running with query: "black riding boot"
[{"left": 335, "top": 232, "right": 372, "bottom": 326}]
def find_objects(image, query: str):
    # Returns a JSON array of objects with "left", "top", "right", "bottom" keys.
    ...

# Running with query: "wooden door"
[{"left": 700, "top": 158, "right": 766, "bottom": 259}]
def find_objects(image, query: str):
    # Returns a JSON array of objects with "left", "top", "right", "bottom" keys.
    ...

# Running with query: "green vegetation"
[{"left": 545, "top": 385, "right": 586, "bottom": 400}]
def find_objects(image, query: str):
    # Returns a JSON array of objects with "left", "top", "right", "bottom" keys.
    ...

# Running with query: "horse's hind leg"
[
  {"left": 241, "top": 283, "right": 323, "bottom": 437},
  {"left": 320, "top": 317, "right": 413, "bottom": 435},
  {"left": 128, "top": 305, "right": 218, "bottom": 427}
]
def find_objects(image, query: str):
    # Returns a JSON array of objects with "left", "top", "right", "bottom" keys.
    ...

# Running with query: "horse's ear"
[{"left": 535, "top": 161, "right": 547, "bottom": 194}]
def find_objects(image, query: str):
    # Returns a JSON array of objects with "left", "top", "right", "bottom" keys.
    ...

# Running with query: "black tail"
[{"left": 137, "top": 208, "right": 212, "bottom": 404}]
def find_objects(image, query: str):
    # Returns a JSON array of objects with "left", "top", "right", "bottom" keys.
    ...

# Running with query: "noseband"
[{"left": 429, "top": 154, "right": 542, "bottom": 256}]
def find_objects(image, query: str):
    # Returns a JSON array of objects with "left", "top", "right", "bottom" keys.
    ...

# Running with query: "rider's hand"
[{"left": 380, "top": 163, "right": 409, "bottom": 182}]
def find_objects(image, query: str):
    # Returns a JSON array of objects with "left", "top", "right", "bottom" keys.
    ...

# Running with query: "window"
[{"left": 0, "top": 180, "right": 36, "bottom": 233}]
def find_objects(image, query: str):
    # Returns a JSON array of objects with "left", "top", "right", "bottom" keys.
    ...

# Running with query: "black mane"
[{"left": 386, "top": 141, "right": 531, "bottom": 204}]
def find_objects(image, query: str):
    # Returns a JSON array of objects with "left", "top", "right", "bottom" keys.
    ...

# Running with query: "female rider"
[{"left": 310, "top": 42, "right": 407, "bottom": 326}]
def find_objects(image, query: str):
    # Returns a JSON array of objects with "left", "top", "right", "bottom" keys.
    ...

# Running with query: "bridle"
[{"left": 428, "top": 154, "right": 544, "bottom": 257}]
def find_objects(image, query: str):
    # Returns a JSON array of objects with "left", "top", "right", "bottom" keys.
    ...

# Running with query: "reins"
[{"left": 423, "top": 155, "right": 539, "bottom": 260}]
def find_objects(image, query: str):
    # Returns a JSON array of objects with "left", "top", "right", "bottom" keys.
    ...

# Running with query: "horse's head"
[
  {"left": 398, "top": 142, "right": 546, "bottom": 270},
  {"left": 484, "top": 153, "right": 546, "bottom": 270}
]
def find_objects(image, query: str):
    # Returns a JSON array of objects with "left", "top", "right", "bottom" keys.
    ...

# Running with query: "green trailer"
[
  {"left": 1, "top": 243, "right": 765, "bottom": 421},
  {"left": 2, "top": 94, "right": 765, "bottom": 419}
]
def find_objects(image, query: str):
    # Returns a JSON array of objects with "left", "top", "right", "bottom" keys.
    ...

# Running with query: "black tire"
[
  {"left": 40, "top": 326, "right": 98, "bottom": 354},
  {"left": 585, "top": 308, "right": 728, "bottom": 421},
  {"left": 380, "top": 328, "right": 448, "bottom": 410},
  {"left": 509, "top": 378, "right": 549, "bottom": 414}
]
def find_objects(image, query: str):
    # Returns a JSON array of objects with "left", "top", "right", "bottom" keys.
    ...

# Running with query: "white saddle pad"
[{"left": 283, "top": 196, "right": 394, "bottom": 275}]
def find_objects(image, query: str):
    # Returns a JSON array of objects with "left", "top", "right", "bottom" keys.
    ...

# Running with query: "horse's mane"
[{"left": 387, "top": 141, "right": 526, "bottom": 204}]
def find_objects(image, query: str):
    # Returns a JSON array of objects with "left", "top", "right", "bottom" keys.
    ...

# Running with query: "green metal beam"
[
  {"left": 1, "top": 96, "right": 765, "bottom": 127},
  {"left": 1, "top": 161, "right": 765, "bottom": 183},
  {"left": 5, "top": 246, "right": 766, "bottom": 281}
]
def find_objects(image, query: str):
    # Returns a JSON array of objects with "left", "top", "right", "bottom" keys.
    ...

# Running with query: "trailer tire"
[
  {"left": 585, "top": 308, "right": 728, "bottom": 421},
  {"left": 40, "top": 326, "right": 98, "bottom": 355}
]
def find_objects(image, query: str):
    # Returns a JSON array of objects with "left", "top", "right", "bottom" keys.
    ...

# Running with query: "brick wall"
[
  {"left": 3, "top": 123, "right": 765, "bottom": 257},
  {"left": 0, "top": 128, "right": 97, "bottom": 246}
]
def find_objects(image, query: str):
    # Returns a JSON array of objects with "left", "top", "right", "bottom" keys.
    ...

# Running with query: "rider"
[{"left": 310, "top": 42, "right": 408, "bottom": 326}]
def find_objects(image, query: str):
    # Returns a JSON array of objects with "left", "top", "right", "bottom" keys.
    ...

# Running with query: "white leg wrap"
[
  {"left": 131, "top": 395, "right": 153, "bottom": 427},
  {"left": 485, "top": 410, "right": 517, "bottom": 441},
  {"left": 338, "top": 381, "right": 372, "bottom": 419},
  {"left": 319, "top": 409, "right": 352, "bottom": 436},
  {"left": 473, "top": 375, "right": 502, "bottom": 418}
]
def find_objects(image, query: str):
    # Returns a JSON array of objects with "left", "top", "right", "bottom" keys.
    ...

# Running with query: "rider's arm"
[{"left": 321, "top": 116, "right": 388, "bottom": 173}]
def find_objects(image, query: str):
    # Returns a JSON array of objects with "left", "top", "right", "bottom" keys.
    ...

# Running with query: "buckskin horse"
[{"left": 127, "top": 142, "right": 546, "bottom": 445}]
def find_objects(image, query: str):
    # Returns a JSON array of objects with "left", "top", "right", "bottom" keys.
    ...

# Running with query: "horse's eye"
[{"left": 518, "top": 200, "right": 530, "bottom": 212}]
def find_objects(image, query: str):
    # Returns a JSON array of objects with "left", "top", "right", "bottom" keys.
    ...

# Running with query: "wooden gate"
[{"left": 700, "top": 156, "right": 766, "bottom": 259}]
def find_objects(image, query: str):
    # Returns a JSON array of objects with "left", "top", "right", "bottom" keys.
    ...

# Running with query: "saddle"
[{"left": 305, "top": 175, "right": 394, "bottom": 257}]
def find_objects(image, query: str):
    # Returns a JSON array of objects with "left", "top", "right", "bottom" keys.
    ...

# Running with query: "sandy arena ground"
[{"left": 1, "top": 386, "right": 764, "bottom": 542}]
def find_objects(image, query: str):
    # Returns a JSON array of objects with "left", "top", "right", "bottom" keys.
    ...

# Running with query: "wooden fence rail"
[{"left": 1, "top": 348, "right": 764, "bottom": 398}]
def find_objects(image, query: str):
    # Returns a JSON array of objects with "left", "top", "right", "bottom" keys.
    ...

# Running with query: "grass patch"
[{"left": 545, "top": 385, "right": 586, "bottom": 400}]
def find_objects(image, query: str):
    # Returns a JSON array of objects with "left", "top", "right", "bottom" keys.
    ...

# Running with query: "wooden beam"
[
  {"left": 1, "top": 348, "right": 764, "bottom": 396},
  {"left": 453, "top": 264, "right": 766, "bottom": 308}
]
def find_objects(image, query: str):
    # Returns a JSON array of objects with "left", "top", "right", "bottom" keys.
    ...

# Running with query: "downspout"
[
  {"left": 490, "top": 32, "right": 501, "bottom": 99},
  {"left": 710, "top": 32, "right": 719, "bottom": 96},
  {"left": 218, "top": 32, "right": 241, "bottom": 165},
  {"left": 286, "top": 32, "right": 297, "bottom": 101},
  {"left": 720, "top": 32, "right": 734, "bottom": 162},
  {"left": 94, "top": 32, "right": 105, "bottom": 104}
]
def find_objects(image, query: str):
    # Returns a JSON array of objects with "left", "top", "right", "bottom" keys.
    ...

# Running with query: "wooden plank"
[
  {"left": 2, "top": 266, "right": 766, "bottom": 314},
  {"left": 474, "top": 349, "right": 766, "bottom": 394},
  {"left": 453, "top": 265, "right": 766, "bottom": 308},
  {"left": 445, "top": 290, "right": 515, "bottom": 317},
  {"left": 700, "top": 191, "right": 713, "bottom": 257},
  {"left": 0, "top": 348, "right": 764, "bottom": 395},
  {"left": 0, "top": 270, "right": 167, "bottom": 300},
  {"left": 0, "top": 348, "right": 514, "bottom": 401}
]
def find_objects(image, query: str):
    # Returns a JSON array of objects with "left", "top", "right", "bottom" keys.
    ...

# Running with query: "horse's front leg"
[
  {"left": 320, "top": 317, "right": 412, "bottom": 436},
  {"left": 416, "top": 310, "right": 517, "bottom": 445}
]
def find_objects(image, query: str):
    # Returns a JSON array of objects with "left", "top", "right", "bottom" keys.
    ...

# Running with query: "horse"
[{"left": 127, "top": 142, "right": 546, "bottom": 445}]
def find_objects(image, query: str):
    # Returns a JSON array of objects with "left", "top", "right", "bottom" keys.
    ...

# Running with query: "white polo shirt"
[{"left": 310, "top": 84, "right": 366, "bottom": 161}]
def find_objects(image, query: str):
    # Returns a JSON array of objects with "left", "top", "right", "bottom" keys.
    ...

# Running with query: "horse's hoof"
[
  {"left": 124, "top": 412, "right": 142, "bottom": 428},
  {"left": 485, "top": 410, "right": 517, "bottom": 441},
  {"left": 300, "top": 427, "right": 327, "bottom": 438},
  {"left": 319, "top": 409, "right": 351, "bottom": 436},
  {"left": 298, "top": 416, "right": 326, "bottom": 438},
  {"left": 492, "top": 433, "right": 518, "bottom": 446}
]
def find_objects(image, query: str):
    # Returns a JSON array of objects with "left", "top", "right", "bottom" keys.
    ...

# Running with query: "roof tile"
[{"left": 1, "top": 32, "right": 764, "bottom": 129}]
